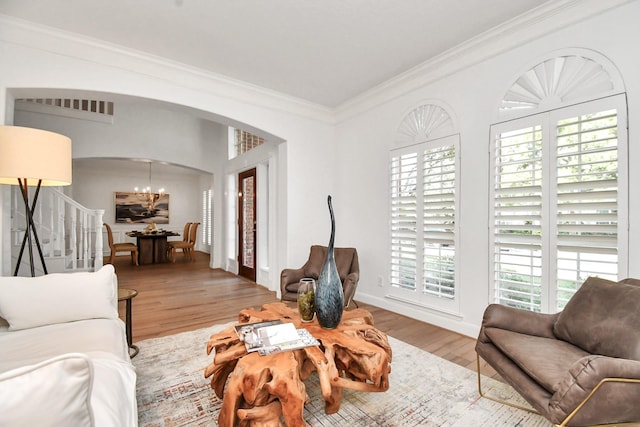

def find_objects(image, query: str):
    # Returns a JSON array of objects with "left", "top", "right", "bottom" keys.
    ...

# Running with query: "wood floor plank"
[{"left": 111, "top": 251, "right": 502, "bottom": 380}]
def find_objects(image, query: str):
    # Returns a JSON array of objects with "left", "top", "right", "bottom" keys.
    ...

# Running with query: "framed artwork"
[{"left": 115, "top": 192, "right": 170, "bottom": 224}]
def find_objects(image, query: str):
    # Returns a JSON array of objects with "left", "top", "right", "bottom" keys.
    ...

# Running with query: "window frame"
[
  {"left": 388, "top": 134, "right": 461, "bottom": 314},
  {"left": 489, "top": 94, "right": 628, "bottom": 313}
]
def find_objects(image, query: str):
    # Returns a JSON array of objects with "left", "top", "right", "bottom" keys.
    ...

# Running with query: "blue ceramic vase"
[{"left": 315, "top": 195, "right": 344, "bottom": 329}]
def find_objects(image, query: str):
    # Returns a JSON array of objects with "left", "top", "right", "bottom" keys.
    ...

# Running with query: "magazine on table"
[{"left": 234, "top": 320, "right": 320, "bottom": 356}]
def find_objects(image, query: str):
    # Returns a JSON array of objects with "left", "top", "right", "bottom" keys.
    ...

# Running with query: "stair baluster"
[{"left": 9, "top": 186, "right": 105, "bottom": 275}]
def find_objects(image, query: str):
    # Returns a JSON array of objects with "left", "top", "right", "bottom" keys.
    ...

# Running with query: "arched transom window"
[{"left": 490, "top": 50, "right": 628, "bottom": 313}]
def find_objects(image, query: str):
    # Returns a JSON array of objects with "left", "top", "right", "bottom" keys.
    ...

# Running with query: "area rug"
[{"left": 133, "top": 323, "right": 550, "bottom": 426}]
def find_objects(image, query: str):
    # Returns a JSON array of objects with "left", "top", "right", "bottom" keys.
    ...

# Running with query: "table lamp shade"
[{"left": 0, "top": 126, "right": 72, "bottom": 186}]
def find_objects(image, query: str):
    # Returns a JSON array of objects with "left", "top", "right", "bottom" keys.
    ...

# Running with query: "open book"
[{"left": 234, "top": 320, "right": 320, "bottom": 356}]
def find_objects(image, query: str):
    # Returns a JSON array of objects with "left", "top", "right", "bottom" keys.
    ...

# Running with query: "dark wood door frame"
[{"left": 238, "top": 168, "right": 257, "bottom": 281}]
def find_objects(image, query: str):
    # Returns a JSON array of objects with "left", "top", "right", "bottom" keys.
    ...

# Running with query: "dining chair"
[
  {"left": 168, "top": 222, "right": 200, "bottom": 262},
  {"left": 104, "top": 223, "right": 139, "bottom": 266},
  {"left": 179, "top": 222, "right": 191, "bottom": 243},
  {"left": 165, "top": 221, "right": 190, "bottom": 261}
]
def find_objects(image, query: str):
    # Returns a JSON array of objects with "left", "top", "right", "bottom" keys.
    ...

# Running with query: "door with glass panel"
[{"left": 238, "top": 168, "right": 257, "bottom": 281}]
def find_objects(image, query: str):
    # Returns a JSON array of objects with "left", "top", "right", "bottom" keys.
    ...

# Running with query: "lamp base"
[{"left": 14, "top": 178, "right": 48, "bottom": 277}]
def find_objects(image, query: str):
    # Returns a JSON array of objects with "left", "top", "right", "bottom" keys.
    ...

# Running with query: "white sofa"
[{"left": 0, "top": 265, "right": 137, "bottom": 426}]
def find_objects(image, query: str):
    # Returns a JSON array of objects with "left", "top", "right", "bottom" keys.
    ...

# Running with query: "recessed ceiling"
[{"left": 0, "top": 0, "right": 544, "bottom": 107}]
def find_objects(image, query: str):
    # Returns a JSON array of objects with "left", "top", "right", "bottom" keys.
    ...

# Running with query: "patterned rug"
[{"left": 133, "top": 323, "right": 550, "bottom": 426}]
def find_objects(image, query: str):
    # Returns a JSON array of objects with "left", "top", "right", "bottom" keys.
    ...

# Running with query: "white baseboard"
[
  {"left": 225, "top": 258, "right": 238, "bottom": 274},
  {"left": 355, "top": 292, "right": 480, "bottom": 339}
]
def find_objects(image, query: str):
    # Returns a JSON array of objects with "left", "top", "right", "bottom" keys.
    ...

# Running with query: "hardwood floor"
[{"left": 112, "top": 251, "right": 500, "bottom": 379}]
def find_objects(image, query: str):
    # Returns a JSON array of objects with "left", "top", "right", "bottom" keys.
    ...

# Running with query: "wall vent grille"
[{"left": 18, "top": 98, "right": 114, "bottom": 116}]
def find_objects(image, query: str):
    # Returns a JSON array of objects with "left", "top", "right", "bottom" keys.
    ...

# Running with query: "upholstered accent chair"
[
  {"left": 476, "top": 276, "right": 640, "bottom": 426},
  {"left": 280, "top": 245, "right": 359, "bottom": 308}
]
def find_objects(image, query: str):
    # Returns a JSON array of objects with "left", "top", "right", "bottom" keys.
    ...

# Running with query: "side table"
[{"left": 118, "top": 288, "right": 139, "bottom": 358}]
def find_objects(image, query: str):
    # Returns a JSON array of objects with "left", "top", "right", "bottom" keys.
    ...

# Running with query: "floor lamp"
[{"left": 0, "top": 126, "right": 72, "bottom": 276}]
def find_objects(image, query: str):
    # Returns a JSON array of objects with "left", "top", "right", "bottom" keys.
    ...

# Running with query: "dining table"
[{"left": 126, "top": 230, "right": 179, "bottom": 265}]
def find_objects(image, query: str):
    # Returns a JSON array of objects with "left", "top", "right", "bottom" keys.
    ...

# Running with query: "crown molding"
[
  {"left": 0, "top": 14, "right": 335, "bottom": 125},
  {"left": 335, "top": 0, "right": 634, "bottom": 123},
  {"left": 1, "top": 0, "right": 633, "bottom": 127}
]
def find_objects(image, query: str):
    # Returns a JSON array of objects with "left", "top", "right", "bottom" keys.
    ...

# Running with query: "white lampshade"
[{"left": 0, "top": 126, "right": 72, "bottom": 186}]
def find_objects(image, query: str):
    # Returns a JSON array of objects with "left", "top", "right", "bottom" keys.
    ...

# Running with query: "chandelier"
[{"left": 134, "top": 162, "right": 165, "bottom": 197}]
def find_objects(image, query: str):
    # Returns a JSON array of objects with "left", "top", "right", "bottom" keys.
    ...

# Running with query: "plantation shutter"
[
  {"left": 202, "top": 189, "right": 212, "bottom": 246},
  {"left": 554, "top": 108, "right": 621, "bottom": 309},
  {"left": 390, "top": 136, "right": 459, "bottom": 309},
  {"left": 390, "top": 151, "right": 418, "bottom": 291},
  {"left": 490, "top": 95, "right": 627, "bottom": 313},
  {"left": 423, "top": 145, "right": 456, "bottom": 299},
  {"left": 491, "top": 121, "right": 544, "bottom": 311}
]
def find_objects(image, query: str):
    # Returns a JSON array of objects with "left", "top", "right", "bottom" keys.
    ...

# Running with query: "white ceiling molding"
[
  {"left": 1, "top": 0, "right": 632, "bottom": 126},
  {"left": 0, "top": 14, "right": 335, "bottom": 125},
  {"left": 498, "top": 48, "right": 624, "bottom": 119},
  {"left": 395, "top": 104, "right": 455, "bottom": 148},
  {"left": 336, "top": 0, "right": 633, "bottom": 123}
]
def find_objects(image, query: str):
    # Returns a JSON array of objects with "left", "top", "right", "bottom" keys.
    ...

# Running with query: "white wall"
[
  {"left": 13, "top": 101, "right": 217, "bottom": 251},
  {"left": 0, "top": 15, "right": 336, "bottom": 290},
  {"left": 14, "top": 100, "right": 222, "bottom": 172},
  {"left": 1, "top": 1, "right": 639, "bottom": 336},
  {"left": 335, "top": 1, "right": 640, "bottom": 336},
  {"left": 72, "top": 160, "right": 203, "bottom": 234}
]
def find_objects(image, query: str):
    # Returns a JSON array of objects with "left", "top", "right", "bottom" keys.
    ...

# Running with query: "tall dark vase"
[{"left": 315, "top": 195, "right": 344, "bottom": 329}]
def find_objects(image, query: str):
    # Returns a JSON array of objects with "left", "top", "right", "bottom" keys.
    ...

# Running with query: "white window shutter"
[
  {"left": 423, "top": 144, "right": 456, "bottom": 299},
  {"left": 491, "top": 122, "right": 544, "bottom": 311},
  {"left": 390, "top": 151, "right": 418, "bottom": 291},
  {"left": 490, "top": 94, "right": 627, "bottom": 313},
  {"left": 389, "top": 136, "right": 459, "bottom": 309},
  {"left": 553, "top": 107, "right": 622, "bottom": 309}
]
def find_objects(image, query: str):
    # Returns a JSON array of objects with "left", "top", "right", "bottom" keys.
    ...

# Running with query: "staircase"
[{"left": 10, "top": 186, "right": 104, "bottom": 276}]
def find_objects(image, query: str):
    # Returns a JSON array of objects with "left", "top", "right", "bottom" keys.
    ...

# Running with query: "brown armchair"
[
  {"left": 476, "top": 276, "right": 640, "bottom": 426},
  {"left": 280, "top": 245, "right": 359, "bottom": 308}
]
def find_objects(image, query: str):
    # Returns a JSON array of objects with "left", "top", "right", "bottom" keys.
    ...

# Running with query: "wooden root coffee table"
[{"left": 204, "top": 302, "right": 392, "bottom": 427}]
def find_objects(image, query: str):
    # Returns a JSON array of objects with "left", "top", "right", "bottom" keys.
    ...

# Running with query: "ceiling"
[
  {"left": 0, "top": 0, "right": 545, "bottom": 108},
  {"left": 73, "top": 158, "right": 206, "bottom": 179}
]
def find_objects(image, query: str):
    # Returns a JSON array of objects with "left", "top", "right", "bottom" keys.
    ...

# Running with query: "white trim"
[
  {"left": 1, "top": 0, "right": 631, "bottom": 124},
  {"left": 0, "top": 14, "right": 335, "bottom": 124},
  {"left": 495, "top": 48, "right": 626, "bottom": 122},
  {"left": 388, "top": 134, "right": 461, "bottom": 315},
  {"left": 336, "top": 0, "right": 633, "bottom": 122},
  {"left": 385, "top": 294, "right": 463, "bottom": 320},
  {"left": 489, "top": 94, "right": 628, "bottom": 312},
  {"left": 393, "top": 100, "right": 458, "bottom": 148},
  {"left": 355, "top": 293, "right": 479, "bottom": 338}
]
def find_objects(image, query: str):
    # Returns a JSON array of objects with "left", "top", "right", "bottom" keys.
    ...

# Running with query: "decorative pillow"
[
  {"left": 0, "top": 353, "right": 94, "bottom": 426},
  {"left": 553, "top": 276, "right": 640, "bottom": 360},
  {"left": 0, "top": 264, "right": 118, "bottom": 331}
]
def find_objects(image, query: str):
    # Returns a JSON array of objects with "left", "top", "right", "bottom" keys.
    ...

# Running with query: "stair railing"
[{"left": 11, "top": 186, "right": 104, "bottom": 274}]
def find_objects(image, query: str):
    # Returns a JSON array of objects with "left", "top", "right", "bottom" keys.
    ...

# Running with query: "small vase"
[
  {"left": 297, "top": 278, "right": 316, "bottom": 322},
  {"left": 315, "top": 195, "right": 344, "bottom": 329}
]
